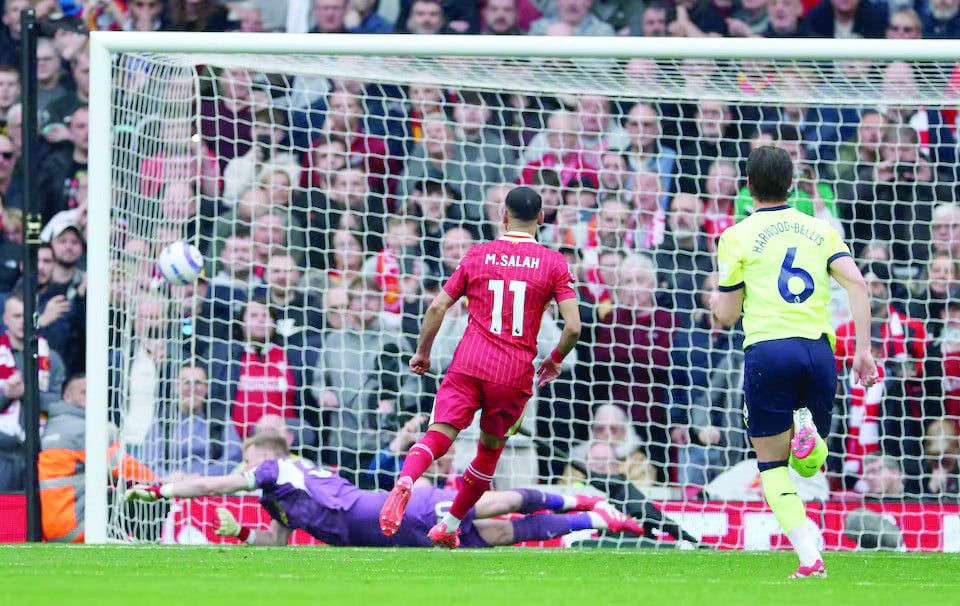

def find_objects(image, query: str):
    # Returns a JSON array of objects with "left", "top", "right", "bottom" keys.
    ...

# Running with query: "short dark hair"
[
  {"left": 505, "top": 186, "right": 542, "bottom": 222},
  {"left": 747, "top": 146, "right": 792, "bottom": 203},
  {"left": 63, "top": 373, "right": 85, "bottom": 397}
]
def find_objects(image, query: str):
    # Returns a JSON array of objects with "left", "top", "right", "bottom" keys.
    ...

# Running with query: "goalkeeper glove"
[
  {"left": 126, "top": 484, "right": 171, "bottom": 502},
  {"left": 214, "top": 507, "right": 255, "bottom": 544}
]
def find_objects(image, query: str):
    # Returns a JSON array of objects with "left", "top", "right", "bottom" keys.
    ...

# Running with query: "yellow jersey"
[{"left": 717, "top": 204, "right": 850, "bottom": 349}]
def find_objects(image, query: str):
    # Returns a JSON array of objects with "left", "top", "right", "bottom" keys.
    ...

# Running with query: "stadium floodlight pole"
[{"left": 19, "top": 8, "right": 42, "bottom": 544}]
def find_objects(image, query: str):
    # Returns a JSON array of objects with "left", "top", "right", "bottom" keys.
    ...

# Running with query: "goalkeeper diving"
[
  {"left": 710, "top": 146, "right": 878, "bottom": 579},
  {"left": 126, "top": 432, "right": 642, "bottom": 547}
]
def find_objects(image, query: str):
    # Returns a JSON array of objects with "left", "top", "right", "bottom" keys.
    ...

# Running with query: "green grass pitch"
[{"left": 4, "top": 546, "right": 959, "bottom": 606}]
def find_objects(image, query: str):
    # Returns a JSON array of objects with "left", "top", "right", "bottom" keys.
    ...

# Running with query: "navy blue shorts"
[{"left": 743, "top": 335, "right": 836, "bottom": 438}]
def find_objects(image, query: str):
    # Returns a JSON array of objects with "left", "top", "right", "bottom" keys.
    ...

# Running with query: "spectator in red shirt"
[
  {"left": 592, "top": 253, "right": 673, "bottom": 481},
  {"left": 208, "top": 297, "right": 318, "bottom": 448}
]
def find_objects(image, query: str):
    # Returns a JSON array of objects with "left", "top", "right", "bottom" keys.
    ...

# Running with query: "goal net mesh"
[{"left": 103, "top": 49, "right": 960, "bottom": 550}]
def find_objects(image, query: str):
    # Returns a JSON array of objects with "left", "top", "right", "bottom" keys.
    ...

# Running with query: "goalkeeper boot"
[
  {"left": 592, "top": 501, "right": 644, "bottom": 536},
  {"left": 790, "top": 408, "right": 827, "bottom": 478},
  {"left": 788, "top": 559, "right": 827, "bottom": 579},
  {"left": 428, "top": 520, "right": 461, "bottom": 549},
  {"left": 379, "top": 476, "right": 413, "bottom": 536}
]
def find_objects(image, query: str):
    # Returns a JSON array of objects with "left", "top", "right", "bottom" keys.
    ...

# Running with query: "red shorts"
[{"left": 430, "top": 371, "right": 530, "bottom": 440}]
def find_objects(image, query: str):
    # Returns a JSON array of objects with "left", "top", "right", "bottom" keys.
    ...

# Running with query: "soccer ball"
[{"left": 157, "top": 241, "right": 204, "bottom": 285}]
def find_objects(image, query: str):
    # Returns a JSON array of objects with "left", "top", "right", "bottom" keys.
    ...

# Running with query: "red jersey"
[{"left": 442, "top": 231, "right": 576, "bottom": 391}]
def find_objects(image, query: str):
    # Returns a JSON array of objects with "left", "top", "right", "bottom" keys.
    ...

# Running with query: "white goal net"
[{"left": 89, "top": 34, "right": 960, "bottom": 551}]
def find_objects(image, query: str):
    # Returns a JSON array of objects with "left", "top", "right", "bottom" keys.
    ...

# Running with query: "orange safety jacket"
[{"left": 38, "top": 400, "right": 156, "bottom": 543}]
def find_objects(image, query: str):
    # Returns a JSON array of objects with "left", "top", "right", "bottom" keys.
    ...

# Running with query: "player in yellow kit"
[{"left": 710, "top": 146, "right": 879, "bottom": 579}]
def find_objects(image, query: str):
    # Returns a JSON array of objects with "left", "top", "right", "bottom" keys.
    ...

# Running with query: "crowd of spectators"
[{"left": 0, "top": 0, "right": 960, "bottom": 502}]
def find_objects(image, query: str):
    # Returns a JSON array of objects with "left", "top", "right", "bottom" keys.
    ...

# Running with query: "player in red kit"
[{"left": 379, "top": 186, "right": 582, "bottom": 548}]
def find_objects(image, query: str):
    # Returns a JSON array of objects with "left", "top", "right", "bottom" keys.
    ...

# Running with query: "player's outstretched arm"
[
  {"left": 410, "top": 290, "right": 457, "bottom": 375},
  {"left": 126, "top": 472, "right": 251, "bottom": 502},
  {"left": 536, "top": 298, "right": 581, "bottom": 387},
  {"left": 830, "top": 254, "right": 879, "bottom": 387}
]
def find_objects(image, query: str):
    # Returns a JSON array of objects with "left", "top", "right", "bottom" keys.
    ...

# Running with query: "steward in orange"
[{"left": 39, "top": 374, "right": 156, "bottom": 542}]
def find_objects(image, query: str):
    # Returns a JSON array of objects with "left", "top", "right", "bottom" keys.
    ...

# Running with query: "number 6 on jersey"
[{"left": 488, "top": 279, "right": 527, "bottom": 336}]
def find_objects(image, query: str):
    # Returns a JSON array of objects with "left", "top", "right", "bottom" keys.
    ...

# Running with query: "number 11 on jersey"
[{"left": 488, "top": 279, "right": 527, "bottom": 336}]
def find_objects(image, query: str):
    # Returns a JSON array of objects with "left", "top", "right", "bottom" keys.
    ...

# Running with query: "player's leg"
[
  {"left": 790, "top": 337, "right": 836, "bottom": 478},
  {"left": 473, "top": 489, "right": 604, "bottom": 518},
  {"left": 472, "top": 505, "right": 644, "bottom": 547},
  {"left": 428, "top": 429, "right": 505, "bottom": 548},
  {"left": 745, "top": 339, "right": 825, "bottom": 578},
  {"left": 380, "top": 372, "right": 478, "bottom": 536}
]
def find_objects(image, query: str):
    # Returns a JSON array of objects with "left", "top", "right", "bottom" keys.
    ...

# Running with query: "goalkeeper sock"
[
  {"left": 508, "top": 513, "right": 593, "bottom": 543},
  {"left": 448, "top": 442, "right": 505, "bottom": 521},
  {"left": 398, "top": 430, "right": 452, "bottom": 484},
  {"left": 514, "top": 488, "right": 567, "bottom": 513},
  {"left": 759, "top": 461, "right": 821, "bottom": 567}
]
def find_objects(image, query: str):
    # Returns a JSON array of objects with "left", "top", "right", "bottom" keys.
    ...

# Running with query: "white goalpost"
[{"left": 86, "top": 32, "right": 960, "bottom": 549}]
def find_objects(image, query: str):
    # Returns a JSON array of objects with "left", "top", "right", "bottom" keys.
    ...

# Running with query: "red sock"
[
  {"left": 398, "top": 430, "right": 453, "bottom": 483},
  {"left": 449, "top": 443, "right": 504, "bottom": 520}
]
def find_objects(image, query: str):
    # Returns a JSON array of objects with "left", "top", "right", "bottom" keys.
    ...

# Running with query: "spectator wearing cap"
[
  {"left": 530, "top": 0, "right": 615, "bottom": 36},
  {"left": 32, "top": 220, "right": 86, "bottom": 373},
  {"left": 920, "top": 0, "right": 960, "bottom": 38},
  {"left": 36, "top": 105, "right": 88, "bottom": 225},
  {"left": 805, "top": 0, "right": 889, "bottom": 38}
]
